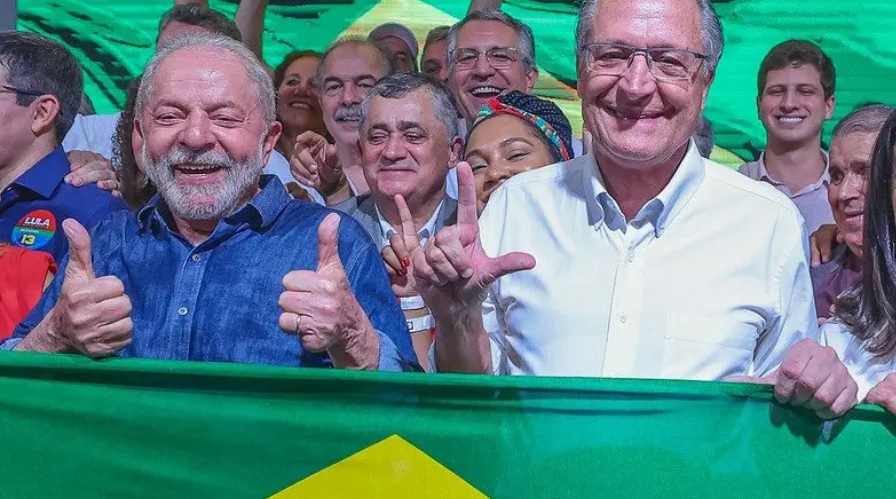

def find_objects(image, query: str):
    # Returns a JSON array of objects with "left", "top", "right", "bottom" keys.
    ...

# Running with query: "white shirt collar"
[
  {"left": 585, "top": 141, "right": 705, "bottom": 238},
  {"left": 373, "top": 198, "right": 445, "bottom": 249}
]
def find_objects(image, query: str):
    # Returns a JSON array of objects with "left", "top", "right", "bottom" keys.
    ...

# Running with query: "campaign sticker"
[{"left": 12, "top": 209, "right": 57, "bottom": 250}]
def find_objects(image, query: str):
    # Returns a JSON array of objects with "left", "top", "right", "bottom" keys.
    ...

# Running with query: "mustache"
[
  {"left": 333, "top": 104, "right": 361, "bottom": 122},
  {"left": 154, "top": 147, "right": 239, "bottom": 170}
]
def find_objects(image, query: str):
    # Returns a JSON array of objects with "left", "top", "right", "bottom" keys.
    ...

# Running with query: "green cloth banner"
[
  {"left": 17, "top": 0, "right": 896, "bottom": 164},
  {"left": 0, "top": 352, "right": 893, "bottom": 498}
]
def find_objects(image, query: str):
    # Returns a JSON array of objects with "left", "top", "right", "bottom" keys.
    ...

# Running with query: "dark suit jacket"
[{"left": 332, "top": 193, "right": 458, "bottom": 245}]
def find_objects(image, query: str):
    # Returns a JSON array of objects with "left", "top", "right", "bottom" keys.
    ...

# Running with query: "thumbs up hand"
[
  {"left": 19, "top": 219, "right": 133, "bottom": 357},
  {"left": 279, "top": 213, "right": 380, "bottom": 369}
]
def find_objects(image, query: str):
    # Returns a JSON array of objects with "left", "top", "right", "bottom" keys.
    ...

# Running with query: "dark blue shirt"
[
  {"left": 9, "top": 176, "right": 417, "bottom": 370},
  {"left": 0, "top": 147, "right": 127, "bottom": 264}
]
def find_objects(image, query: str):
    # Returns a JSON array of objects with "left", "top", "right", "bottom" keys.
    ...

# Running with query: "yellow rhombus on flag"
[{"left": 269, "top": 435, "right": 489, "bottom": 498}]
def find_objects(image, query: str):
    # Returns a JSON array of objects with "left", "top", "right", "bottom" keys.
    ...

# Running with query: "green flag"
[{"left": 0, "top": 352, "right": 892, "bottom": 498}]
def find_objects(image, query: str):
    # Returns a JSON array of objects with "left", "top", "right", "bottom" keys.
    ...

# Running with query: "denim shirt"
[{"left": 8, "top": 176, "right": 418, "bottom": 370}]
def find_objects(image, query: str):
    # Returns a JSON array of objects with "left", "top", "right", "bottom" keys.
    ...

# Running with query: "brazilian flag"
[
  {"left": 0, "top": 352, "right": 893, "bottom": 497},
  {"left": 17, "top": 0, "right": 896, "bottom": 165}
]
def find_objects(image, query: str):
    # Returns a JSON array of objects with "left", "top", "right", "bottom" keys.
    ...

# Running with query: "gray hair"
[
  {"left": 575, "top": 0, "right": 724, "bottom": 73},
  {"left": 692, "top": 114, "right": 714, "bottom": 158},
  {"left": 424, "top": 25, "right": 451, "bottom": 53},
  {"left": 314, "top": 37, "right": 396, "bottom": 90},
  {"left": 136, "top": 33, "right": 275, "bottom": 128},
  {"left": 0, "top": 31, "right": 83, "bottom": 143},
  {"left": 359, "top": 72, "right": 460, "bottom": 140},
  {"left": 447, "top": 9, "right": 537, "bottom": 71},
  {"left": 832, "top": 104, "right": 895, "bottom": 141}
]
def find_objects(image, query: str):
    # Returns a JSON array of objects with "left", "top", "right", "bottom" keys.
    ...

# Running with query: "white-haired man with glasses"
[
  {"left": 446, "top": 9, "right": 537, "bottom": 127},
  {"left": 411, "top": 0, "right": 857, "bottom": 420}
]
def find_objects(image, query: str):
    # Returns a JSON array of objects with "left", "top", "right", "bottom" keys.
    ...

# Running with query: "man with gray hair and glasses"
[
  {"left": 412, "top": 0, "right": 857, "bottom": 419},
  {"left": 446, "top": 9, "right": 536, "bottom": 126},
  {"left": 446, "top": 9, "right": 583, "bottom": 156},
  {"left": 6, "top": 33, "right": 418, "bottom": 372},
  {"left": 333, "top": 72, "right": 463, "bottom": 371}
]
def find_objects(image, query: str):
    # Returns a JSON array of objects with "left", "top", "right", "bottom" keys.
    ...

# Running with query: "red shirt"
[{"left": 0, "top": 246, "right": 56, "bottom": 339}]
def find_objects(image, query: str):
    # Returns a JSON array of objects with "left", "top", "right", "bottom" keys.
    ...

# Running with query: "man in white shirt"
[
  {"left": 738, "top": 40, "right": 836, "bottom": 234},
  {"left": 333, "top": 72, "right": 462, "bottom": 371},
  {"left": 411, "top": 0, "right": 856, "bottom": 419}
]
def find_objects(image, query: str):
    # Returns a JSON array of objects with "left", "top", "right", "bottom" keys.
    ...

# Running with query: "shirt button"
[
  {"left": 619, "top": 314, "right": 628, "bottom": 323},
  {"left": 178, "top": 307, "right": 189, "bottom": 316},
  {"left": 627, "top": 252, "right": 635, "bottom": 262},
  {"left": 191, "top": 254, "right": 201, "bottom": 262}
]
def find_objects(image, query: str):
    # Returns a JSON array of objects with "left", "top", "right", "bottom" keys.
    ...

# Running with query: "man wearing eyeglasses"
[
  {"left": 446, "top": 9, "right": 537, "bottom": 128},
  {"left": 0, "top": 32, "right": 126, "bottom": 264},
  {"left": 442, "top": 7, "right": 583, "bottom": 202},
  {"left": 411, "top": 0, "right": 855, "bottom": 419}
]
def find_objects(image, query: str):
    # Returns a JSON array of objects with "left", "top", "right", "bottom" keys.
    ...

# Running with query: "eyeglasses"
[
  {"left": 580, "top": 42, "right": 707, "bottom": 81},
  {"left": 451, "top": 47, "right": 521, "bottom": 70},
  {"left": 0, "top": 84, "right": 45, "bottom": 98}
]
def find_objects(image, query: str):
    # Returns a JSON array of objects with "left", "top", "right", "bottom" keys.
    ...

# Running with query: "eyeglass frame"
[
  {"left": 449, "top": 46, "right": 525, "bottom": 70},
  {"left": 0, "top": 84, "right": 46, "bottom": 100},
  {"left": 578, "top": 42, "right": 708, "bottom": 81}
]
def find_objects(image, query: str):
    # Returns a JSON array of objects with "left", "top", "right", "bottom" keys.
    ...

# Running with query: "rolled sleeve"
[
  {"left": 376, "top": 329, "right": 408, "bottom": 372},
  {"left": 1, "top": 338, "right": 22, "bottom": 350}
]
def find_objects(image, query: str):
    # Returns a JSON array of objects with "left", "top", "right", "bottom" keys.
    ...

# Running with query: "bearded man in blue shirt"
[{"left": 6, "top": 33, "right": 417, "bottom": 371}]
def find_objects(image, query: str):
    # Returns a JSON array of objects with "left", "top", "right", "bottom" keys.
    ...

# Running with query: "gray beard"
[{"left": 141, "top": 140, "right": 264, "bottom": 222}]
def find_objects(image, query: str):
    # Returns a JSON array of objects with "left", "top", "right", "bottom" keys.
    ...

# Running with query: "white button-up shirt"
[
  {"left": 821, "top": 320, "right": 896, "bottom": 400},
  {"left": 477, "top": 144, "right": 818, "bottom": 380}
]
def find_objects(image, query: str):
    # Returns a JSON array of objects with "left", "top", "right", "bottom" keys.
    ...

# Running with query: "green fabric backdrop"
[{"left": 17, "top": 0, "right": 896, "bottom": 162}]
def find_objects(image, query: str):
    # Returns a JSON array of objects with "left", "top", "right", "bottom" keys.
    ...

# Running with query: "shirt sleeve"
[
  {"left": 477, "top": 189, "right": 511, "bottom": 375},
  {"left": 335, "top": 212, "right": 420, "bottom": 371},
  {"left": 375, "top": 329, "right": 405, "bottom": 372},
  {"left": 2, "top": 252, "right": 67, "bottom": 350},
  {"left": 61, "top": 114, "right": 90, "bottom": 153},
  {"left": 62, "top": 113, "right": 118, "bottom": 159},
  {"left": 753, "top": 212, "right": 819, "bottom": 377},
  {"left": 821, "top": 320, "right": 896, "bottom": 401}
]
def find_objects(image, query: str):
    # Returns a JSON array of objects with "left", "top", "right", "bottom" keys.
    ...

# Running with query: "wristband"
[
  {"left": 400, "top": 295, "right": 426, "bottom": 310},
  {"left": 406, "top": 315, "right": 435, "bottom": 334}
]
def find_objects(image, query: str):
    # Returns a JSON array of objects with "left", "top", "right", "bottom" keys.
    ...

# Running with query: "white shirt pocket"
[{"left": 662, "top": 314, "right": 757, "bottom": 380}]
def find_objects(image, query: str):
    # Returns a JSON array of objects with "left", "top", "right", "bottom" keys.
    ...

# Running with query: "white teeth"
[
  {"left": 778, "top": 117, "right": 804, "bottom": 124},
  {"left": 470, "top": 86, "right": 502, "bottom": 96},
  {"left": 178, "top": 165, "right": 219, "bottom": 173}
]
